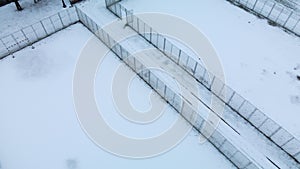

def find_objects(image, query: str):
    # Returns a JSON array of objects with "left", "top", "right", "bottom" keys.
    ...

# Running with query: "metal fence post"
[
  {"left": 40, "top": 20, "right": 48, "bottom": 36},
  {"left": 58, "top": 12, "right": 65, "bottom": 27},
  {"left": 193, "top": 62, "right": 198, "bottom": 75},
  {"left": 150, "top": 27, "right": 152, "bottom": 42},
  {"left": 227, "top": 91, "right": 235, "bottom": 104},
  {"left": 30, "top": 25, "right": 39, "bottom": 40},
  {"left": 133, "top": 57, "right": 136, "bottom": 71},
  {"left": 66, "top": 8, "right": 72, "bottom": 23},
  {"left": 163, "top": 38, "right": 166, "bottom": 52},
  {"left": 209, "top": 76, "right": 215, "bottom": 89},
  {"left": 283, "top": 11, "right": 293, "bottom": 27},
  {"left": 137, "top": 18, "right": 140, "bottom": 34},
  {"left": 21, "top": 29, "right": 30, "bottom": 44},
  {"left": 267, "top": 3, "right": 276, "bottom": 18},
  {"left": 163, "top": 85, "right": 167, "bottom": 98},
  {"left": 252, "top": 0, "right": 258, "bottom": 10},
  {"left": 49, "top": 17, "right": 56, "bottom": 32},
  {"left": 148, "top": 70, "right": 151, "bottom": 84},
  {"left": 292, "top": 18, "right": 300, "bottom": 31},
  {"left": 107, "top": 33, "right": 111, "bottom": 48},
  {"left": 218, "top": 83, "right": 225, "bottom": 96},
  {"left": 237, "top": 99, "right": 246, "bottom": 111},
  {"left": 275, "top": 7, "right": 284, "bottom": 22},
  {"left": 260, "top": 1, "right": 268, "bottom": 14},
  {"left": 177, "top": 49, "right": 181, "bottom": 64},
  {"left": 75, "top": 6, "right": 80, "bottom": 22}
]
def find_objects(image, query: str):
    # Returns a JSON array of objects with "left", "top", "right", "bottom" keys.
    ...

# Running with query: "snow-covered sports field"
[
  {"left": 0, "top": 22, "right": 235, "bottom": 169},
  {"left": 0, "top": 0, "right": 299, "bottom": 168}
]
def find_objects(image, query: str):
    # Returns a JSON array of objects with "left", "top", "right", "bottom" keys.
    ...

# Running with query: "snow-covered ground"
[
  {"left": 1, "top": 0, "right": 300, "bottom": 167},
  {"left": 0, "top": 23, "right": 236, "bottom": 168},
  {"left": 0, "top": 0, "right": 71, "bottom": 37},
  {"left": 120, "top": 0, "right": 300, "bottom": 139}
]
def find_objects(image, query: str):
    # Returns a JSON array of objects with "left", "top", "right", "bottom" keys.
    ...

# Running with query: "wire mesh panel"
[
  {"left": 151, "top": 30, "right": 159, "bottom": 47},
  {"left": 163, "top": 39, "right": 175, "bottom": 61},
  {"left": 1, "top": 35, "right": 20, "bottom": 54},
  {"left": 59, "top": 9, "right": 73, "bottom": 26},
  {"left": 103, "top": 1, "right": 300, "bottom": 162},
  {"left": 277, "top": 9, "right": 293, "bottom": 25},
  {"left": 149, "top": 72, "right": 159, "bottom": 90},
  {"left": 134, "top": 58, "right": 145, "bottom": 72},
  {"left": 109, "top": 3, "right": 122, "bottom": 18},
  {"left": 23, "top": 26, "right": 37, "bottom": 43},
  {"left": 218, "top": 85, "right": 235, "bottom": 103},
  {"left": 105, "top": 0, "right": 121, "bottom": 8},
  {"left": 41, "top": 18, "right": 56, "bottom": 35},
  {"left": 125, "top": 55, "right": 135, "bottom": 69},
  {"left": 259, "top": 118, "right": 280, "bottom": 137},
  {"left": 247, "top": 0, "right": 257, "bottom": 8},
  {"left": 269, "top": 4, "right": 284, "bottom": 21},
  {"left": 172, "top": 94, "right": 182, "bottom": 112},
  {"left": 171, "top": 44, "right": 181, "bottom": 64},
  {"left": 137, "top": 18, "right": 144, "bottom": 35},
  {"left": 0, "top": 7, "right": 79, "bottom": 59},
  {"left": 157, "top": 34, "right": 165, "bottom": 51},
  {"left": 144, "top": 25, "right": 151, "bottom": 42},
  {"left": 178, "top": 50, "right": 188, "bottom": 68},
  {"left": 165, "top": 86, "right": 175, "bottom": 104},
  {"left": 50, "top": 14, "right": 64, "bottom": 31},
  {"left": 228, "top": 92, "right": 245, "bottom": 112},
  {"left": 284, "top": 13, "right": 298, "bottom": 29},
  {"left": 186, "top": 57, "right": 197, "bottom": 74},
  {"left": 132, "top": 15, "right": 139, "bottom": 32},
  {"left": 194, "top": 64, "right": 206, "bottom": 81},
  {"left": 253, "top": 0, "right": 266, "bottom": 11},
  {"left": 238, "top": 100, "right": 256, "bottom": 119},
  {"left": 210, "top": 77, "right": 225, "bottom": 95},
  {"left": 293, "top": 20, "right": 300, "bottom": 34},
  {"left": 230, "top": 0, "right": 300, "bottom": 36},
  {"left": 0, "top": 40, "right": 9, "bottom": 57},
  {"left": 126, "top": 9, "right": 134, "bottom": 26}
]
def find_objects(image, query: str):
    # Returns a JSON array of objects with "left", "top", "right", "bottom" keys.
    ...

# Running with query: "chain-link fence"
[
  {"left": 1, "top": 0, "right": 298, "bottom": 166},
  {"left": 0, "top": 7, "right": 79, "bottom": 60},
  {"left": 228, "top": 0, "right": 300, "bottom": 36},
  {"left": 106, "top": 1, "right": 300, "bottom": 163},
  {"left": 78, "top": 5, "right": 262, "bottom": 167}
]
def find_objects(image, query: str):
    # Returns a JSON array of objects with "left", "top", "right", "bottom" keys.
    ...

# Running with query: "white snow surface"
[
  {"left": 120, "top": 0, "right": 300, "bottom": 139},
  {"left": 0, "top": 23, "right": 236, "bottom": 168},
  {"left": 0, "top": 0, "right": 71, "bottom": 37},
  {"left": 1, "top": 0, "right": 300, "bottom": 167}
]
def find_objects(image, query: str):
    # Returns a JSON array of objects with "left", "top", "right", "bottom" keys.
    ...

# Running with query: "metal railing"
[
  {"left": 77, "top": 5, "right": 264, "bottom": 168},
  {"left": 228, "top": 0, "right": 300, "bottom": 36},
  {"left": 106, "top": 1, "right": 300, "bottom": 164},
  {"left": 0, "top": 7, "right": 79, "bottom": 60}
]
